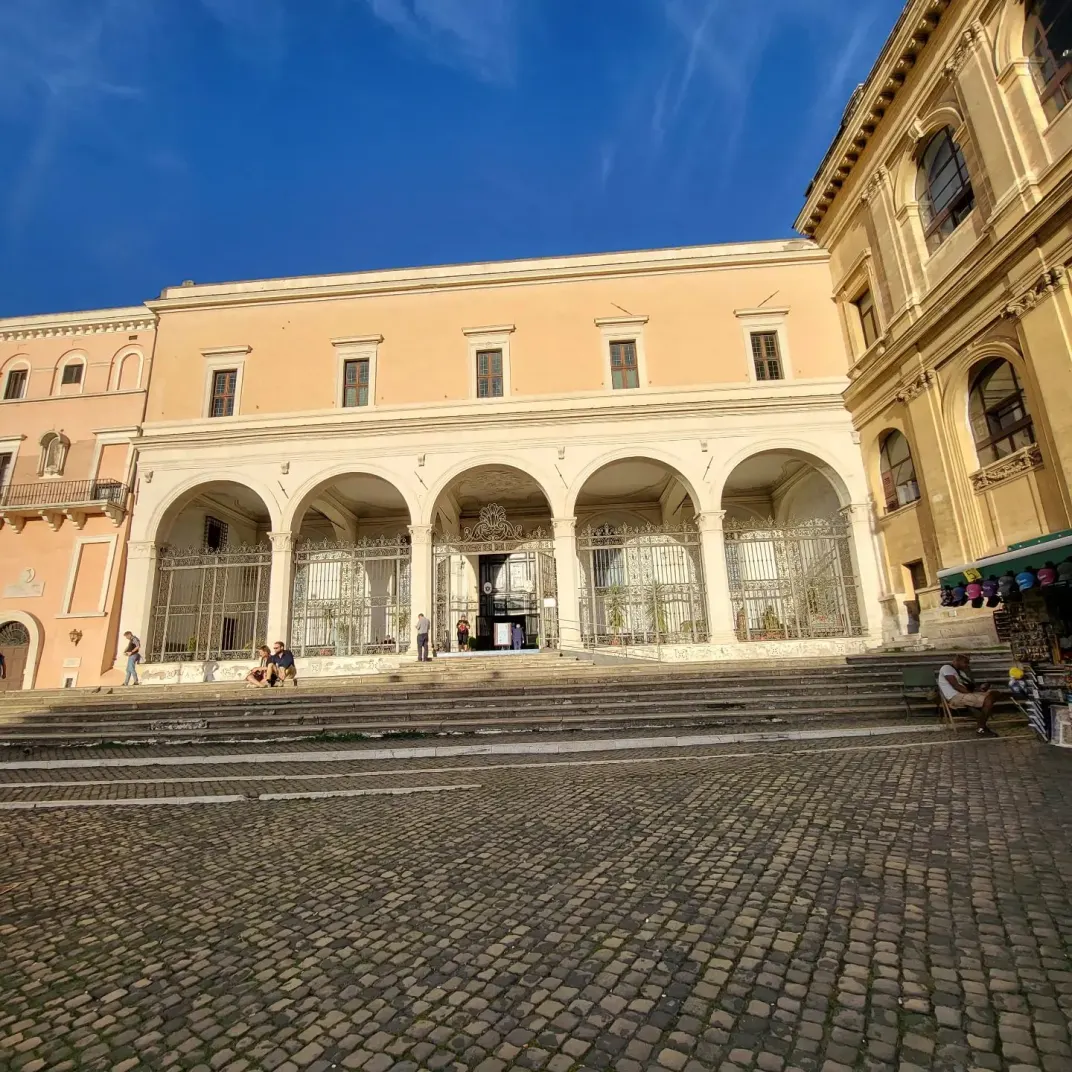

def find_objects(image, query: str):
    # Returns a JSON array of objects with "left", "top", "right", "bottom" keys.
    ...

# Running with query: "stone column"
[
  {"left": 552, "top": 517, "right": 583, "bottom": 651},
  {"left": 266, "top": 531, "right": 295, "bottom": 645},
  {"left": 117, "top": 540, "right": 158, "bottom": 663},
  {"left": 409, "top": 524, "right": 433, "bottom": 654},
  {"left": 697, "top": 511, "right": 736, "bottom": 643},
  {"left": 842, "top": 502, "right": 884, "bottom": 641}
]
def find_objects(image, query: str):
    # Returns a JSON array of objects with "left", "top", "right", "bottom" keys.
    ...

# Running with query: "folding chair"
[{"left": 901, "top": 667, "right": 943, "bottom": 721}]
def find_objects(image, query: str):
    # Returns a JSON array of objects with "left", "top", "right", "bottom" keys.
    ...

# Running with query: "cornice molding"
[
  {"left": 146, "top": 243, "right": 828, "bottom": 313},
  {"left": 795, "top": 0, "right": 953, "bottom": 237},
  {"left": 135, "top": 382, "right": 853, "bottom": 452},
  {"left": 0, "top": 307, "right": 155, "bottom": 342}
]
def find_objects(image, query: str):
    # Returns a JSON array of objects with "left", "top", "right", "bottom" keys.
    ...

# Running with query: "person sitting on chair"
[{"left": 938, "top": 653, "right": 995, "bottom": 736}]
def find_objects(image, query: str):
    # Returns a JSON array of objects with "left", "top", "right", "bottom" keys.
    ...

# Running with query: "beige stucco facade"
[
  {"left": 797, "top": 0, "right": 1072, "bottom": 644},
  {"left": 0, "top": 308, "right": 154, "bottom": 689},
  {"left": 105, "top": 241, "right": 883, "bottom": 682}
]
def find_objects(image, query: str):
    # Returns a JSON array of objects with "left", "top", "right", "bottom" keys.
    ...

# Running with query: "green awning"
[{"left": 937, "top": 529, "right": 1072, "bottom": 588}]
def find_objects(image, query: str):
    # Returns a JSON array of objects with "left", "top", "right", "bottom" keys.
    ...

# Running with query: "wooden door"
[{"left": 0, "top": 621, "right": 30, "bottom": 691}]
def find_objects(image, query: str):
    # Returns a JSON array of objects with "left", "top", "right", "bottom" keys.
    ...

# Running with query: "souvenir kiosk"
[{"left": 937, "top": 530, "right": 1072, "bottom": 744}]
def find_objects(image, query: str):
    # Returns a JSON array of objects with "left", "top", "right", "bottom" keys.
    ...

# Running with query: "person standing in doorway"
[
  {"left": 416, "top": 613, "right": 430, "bottom": 662},
  {"left": 122, "top": 631, "right": 141, "bottom": 686},
  {"left": 511, "top": 622, "right": 524, "bottom": 651}
]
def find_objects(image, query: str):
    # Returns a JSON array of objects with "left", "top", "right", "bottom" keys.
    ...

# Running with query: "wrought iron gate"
[
  {"left": 290, "top": 536, "right": 411, "bottom": 656},
  {"left": 149, "top": 546, "right": 271, "bottom": 661},
  {"left": 577, "top": 523, "right": 708, "bottom": 647},
  {"left": 723, "top": 515, "right": 861, "bottom": 641},
  {"left": 432, "top": 504, "right": 558, "bottom": 651}
]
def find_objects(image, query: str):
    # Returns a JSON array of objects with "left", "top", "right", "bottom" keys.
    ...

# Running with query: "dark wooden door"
[{"left": 0, "top": 621, "right": 30, "bottom": 691}]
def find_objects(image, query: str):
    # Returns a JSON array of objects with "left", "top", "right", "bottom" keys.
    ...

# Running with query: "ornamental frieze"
[
  {"left": 1004, "top": 266, "right": 1067, "bottom": 319},
  {"left": 969, "top": 443, "right": 1043, "bottom": 491},
  {"left": 895, "top": 370, "right": 932, "bottom": 403}
]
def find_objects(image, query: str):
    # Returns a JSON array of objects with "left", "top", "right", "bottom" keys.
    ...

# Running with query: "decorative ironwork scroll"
[
  {"left": 577, "top": 522, "right": 708, "bottom": 648},
  {"left": 290, "top": 535, "right": 411, "bottom": 656},
  {"left": 723, "top": 515, "right": 862, "bottom": 642},
  {"left": 149, "top": 545, "right": 271, "bottom": 661}
]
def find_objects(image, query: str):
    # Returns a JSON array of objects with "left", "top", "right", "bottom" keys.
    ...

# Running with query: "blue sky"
[{"left": 0, "top": 0, "right": 904, "bottom": 317}]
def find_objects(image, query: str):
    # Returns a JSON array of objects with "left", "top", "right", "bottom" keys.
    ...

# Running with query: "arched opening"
[
  {"left": 115, "top": 351, "right": 142, "bottom": 391},
  {"left": 878, "top": 429, "right": 921, "bottom": 512},
  {"left": 149, "top": 481, "right": 273, "bottom": 662},
  {"left": 721, "top": 450, "right": 862, "bottom": 641},
  {"left": 0, "top": 621, "right": 31, "bottom": 692},
  {"left": 573, "top": 457, "right": 706, "bottom": 647},
  {"left": 429, "top": 464, "right": 556, "bottom": 653},
  {"left": 55, "top": 353, "right": 86, "bottom": 396},
  {"left": 969, "top": 357, "right": 1036, "bottom": 466},
  {"left": 289, "top": 473, "right": 413, "bottom": 657},
  {"left": 1025, "top": 0, "right": 1072, "bottom": 121},
  {"left": 916, "top": 126, "right": 975, "bottom": 251},
  {"left": 2, "top": 359, "right": 29, "bottom": 401}
]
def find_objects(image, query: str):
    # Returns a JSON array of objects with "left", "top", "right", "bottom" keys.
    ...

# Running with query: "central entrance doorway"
[{"left": 433, "top": 503, "right": 558, "bottom": 652}]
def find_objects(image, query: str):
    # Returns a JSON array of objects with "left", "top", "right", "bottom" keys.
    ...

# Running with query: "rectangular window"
[
  {"left": 3, "top": 369, "right": 27, "bottom": 400},
  {"left": 209, "top": 369, "right": 237, "bottom": 417},
  {"left": 204, "top": 516, "right": 229, "bottom": 552},
  {"left": 476, "top": 349, "right": 504, "bottom": 398},
  {"left": 60, "top": 363, "right": 83, "bottom": 386},
  {"left": 0, "top": 452, "right": 11, "bottom": 489},
  {"left": 750, "top": 332, "right": 783, "bottom": 380},
  {"left": 854, "top": 290, "right": 879, "bottom": 350},
  {"left": 342, "top": 358, "right": 370, "bottom": 407},
  {"left": 609, "top": 340, "right": 639, "bottom": 390}
]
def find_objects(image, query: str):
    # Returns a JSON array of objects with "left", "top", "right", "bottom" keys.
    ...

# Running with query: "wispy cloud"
[
  {"left": 360, "top": 0, "right": 522, "bottom": 83},
  {"left": 625, "top": 0, "right": 891, "bottom": 197},
  {"left": 0, "top": 0, "right": 279, "bottom": 234}
]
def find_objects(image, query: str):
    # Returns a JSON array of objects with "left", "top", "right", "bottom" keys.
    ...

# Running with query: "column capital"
[
  {"left": 839, "top": 502, "right": 872, "bottom": 526},
  {"left": 408, "top": 524, "right": 433, "bottom": 546},
  {"left": 696, "top": 510, "right": 728, "bottom": 533},
  {"left": 268, "top": 531, "right": 295, "bottom": 552},
  {"left": 552, "top": 517, "right": 576, "bottom": 539}
]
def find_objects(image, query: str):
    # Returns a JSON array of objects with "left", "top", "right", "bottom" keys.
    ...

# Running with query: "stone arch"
[
  {"left": 282, "top": 465, "right": 420, "bottom": 535},
  {"left": 712, "top": 440, "right": 857, "bottom": 512},
  {"left": 110, "top": 345, "right": 144, "bottom": 391},
  {"left": 1, "top": 354, "right": 31, "bottom": 397},
  {"left": 143, "top": 473, "right": 283, "bottom": 545},
  {"left": 422, "top": 454, "right": 563, "bottom": 527},
  {"left": 890, "top": 105, "right": 969, "bottom": 211},
  {"left": 994, "top": 0, "right": 1031, "bottom": 73},
  {"left": 565, "top": 447, "right": 707, "bottom": 518},
  {"left": 0, "top": 611, "right": 42, "bottom": 690},
  {"left": 939, "top": 337, "right": 1035, "bottom": 473}
]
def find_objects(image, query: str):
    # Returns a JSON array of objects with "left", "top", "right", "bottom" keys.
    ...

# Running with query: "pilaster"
[
  {"left": 552, "top": 517, "right": 582, "bottom": 651},
  {"left": 266, "top": 531, "right": 296, "bottom": 645},
  {"left": 408, "top": 524, "right": 433, "bottom": 654},
  {"left": 697, "top": 511, "right": 736, "bottom": 643}
]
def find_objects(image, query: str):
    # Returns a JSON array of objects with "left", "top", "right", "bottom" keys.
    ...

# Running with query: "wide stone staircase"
[{"left": 0, "top": 646, "right": 1019, "bottom": 749}]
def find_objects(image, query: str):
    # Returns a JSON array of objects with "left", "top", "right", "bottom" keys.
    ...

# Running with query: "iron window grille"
[{"left": 204, "top": 516, "right": 229, "bottom": 552}]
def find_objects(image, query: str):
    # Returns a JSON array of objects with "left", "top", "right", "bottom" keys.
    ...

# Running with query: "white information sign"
[{"left": 494, "top": 622, "right": 512, "bottom": 648}]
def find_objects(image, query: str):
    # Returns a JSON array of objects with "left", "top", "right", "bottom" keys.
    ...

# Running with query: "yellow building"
[{"left": 797, "top": 0, "right": 1072, "bottom": 644}]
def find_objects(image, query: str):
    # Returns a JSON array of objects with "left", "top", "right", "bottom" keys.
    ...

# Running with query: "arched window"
[
  {"left": 1026, "top": 0, "right": 1072, "bottom": 121},
  {"left": 917, "top": 127, "right": 975, "bottom": 250},
  {"left": 879, "top": 430, "right": 920, "bottom": 512},
  {"left": 38, "top": 432, "right": 69, "bottom": 477},
  {"left": 969, "top": 359, "right": 1035, "bottom": 466}
]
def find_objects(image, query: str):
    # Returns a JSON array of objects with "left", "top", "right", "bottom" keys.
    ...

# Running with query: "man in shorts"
[{"left": 938, "top": 653, "right": 995, "bottom": 735}]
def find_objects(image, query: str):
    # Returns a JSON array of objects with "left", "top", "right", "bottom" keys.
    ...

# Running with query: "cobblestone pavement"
[{"left": 2, "top": 733, "right": 1071, "bottom": 1072}]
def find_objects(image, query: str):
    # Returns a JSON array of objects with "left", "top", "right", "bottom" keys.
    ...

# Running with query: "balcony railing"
[{"left": 0, "top": 479, "right": 129, "bottom": 509}]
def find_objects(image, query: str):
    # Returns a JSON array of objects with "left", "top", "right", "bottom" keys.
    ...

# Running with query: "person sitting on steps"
[
  {"left": 268, "top": 641, "right": 297, "bottom": 686},
  {"left": 245, "top": 646, "right": 275, "bottom": 688}
]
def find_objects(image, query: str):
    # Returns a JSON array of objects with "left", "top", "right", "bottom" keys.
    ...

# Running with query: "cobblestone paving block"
[{"left": 0, "top": 733, "right": 1069, "bottom": 1072}]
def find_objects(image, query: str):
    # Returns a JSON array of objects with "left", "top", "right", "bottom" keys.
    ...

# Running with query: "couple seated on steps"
[{"left": 246, "top": 641, "right": 297, "bottom": 688}]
